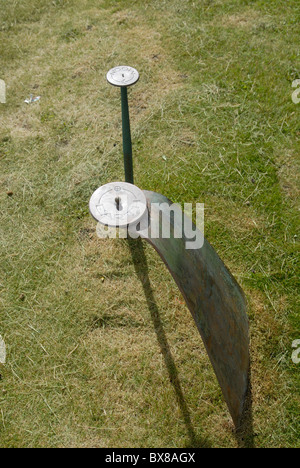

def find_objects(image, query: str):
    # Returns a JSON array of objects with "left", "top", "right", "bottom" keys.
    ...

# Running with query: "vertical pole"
[{"left": 121, "top": 86, "right": 134, "bottom": 184}]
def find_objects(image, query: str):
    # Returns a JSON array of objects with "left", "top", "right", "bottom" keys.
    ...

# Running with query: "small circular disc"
[
  {"left": 106, "top": 66, "right": 139, "bottom": 87},
  {"left": 89, "top": 182, "right": 147, "bottom": 228}
]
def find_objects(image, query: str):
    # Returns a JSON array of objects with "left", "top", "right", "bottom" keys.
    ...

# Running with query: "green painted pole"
[
  {"left": 106, "top": 66, "right": 139, "bottom": 184},
  {"left": 121, "top": 86, "right": 134, "bottom": 184}
]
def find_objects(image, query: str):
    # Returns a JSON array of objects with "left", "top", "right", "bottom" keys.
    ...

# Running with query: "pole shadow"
[{"left": 128, "top": 237, "right": 211, "bottom": 448}]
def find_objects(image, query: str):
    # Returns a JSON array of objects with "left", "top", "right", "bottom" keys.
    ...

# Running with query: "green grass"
[{"left": 0, "top": 0, "right": 299, "bottom": 448}]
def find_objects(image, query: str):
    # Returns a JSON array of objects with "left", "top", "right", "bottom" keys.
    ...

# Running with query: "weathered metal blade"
[{"left": 132, "top": 190, "right": 249, "bottom": 426}]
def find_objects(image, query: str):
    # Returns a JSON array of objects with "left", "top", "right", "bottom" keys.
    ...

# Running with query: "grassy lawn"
[{"left": 0, "top": 0, "right": 299, "bottom": 448}]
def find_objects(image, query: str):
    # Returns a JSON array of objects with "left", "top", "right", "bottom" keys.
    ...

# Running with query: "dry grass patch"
[
  {"left": 221, "top": 11, "right": 270, "bottom": 29},
  {"left": 277, "top": 148, "right": 300, "bottom": 204}
]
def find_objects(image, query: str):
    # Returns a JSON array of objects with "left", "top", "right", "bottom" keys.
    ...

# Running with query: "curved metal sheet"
[{"left": 131, "top": 190, "right": 249, "bottom": 426}]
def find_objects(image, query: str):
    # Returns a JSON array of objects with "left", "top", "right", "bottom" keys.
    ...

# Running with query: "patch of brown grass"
[{"left": 221, "top": 11, "right": 267, "bottom": 29}]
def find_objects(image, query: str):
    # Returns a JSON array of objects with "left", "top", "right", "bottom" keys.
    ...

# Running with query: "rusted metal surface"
[{"left": 131, "top": 190, "right": 250, "bottom": 427}]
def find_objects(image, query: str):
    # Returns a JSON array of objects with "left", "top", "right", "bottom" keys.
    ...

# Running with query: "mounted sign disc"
[
  {"left": 89, "top": 182, "right": 147, "bottom": 228},
  {"left": 106, "top": 66, "right": 139, "bottom": 87}
]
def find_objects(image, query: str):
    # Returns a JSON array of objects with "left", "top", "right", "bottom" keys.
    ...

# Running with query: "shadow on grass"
[{"left": 128, "top": 237, "right": 211, "bottom": 448}]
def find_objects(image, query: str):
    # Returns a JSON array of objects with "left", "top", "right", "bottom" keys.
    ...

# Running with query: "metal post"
[
  {"left": 106, "top": 66, "right": 139, "bottom": 185},
  {"left": 121, "top": 86, "right": 134, "bottom": 184}
]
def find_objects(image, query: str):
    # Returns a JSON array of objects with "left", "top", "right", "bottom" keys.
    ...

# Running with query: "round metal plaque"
[
  {"left": 106, "top": 66, "right": 139, "bottom": 87},
  {"left": 89, "top": 182, "right": 147, "bottom": 228}
]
